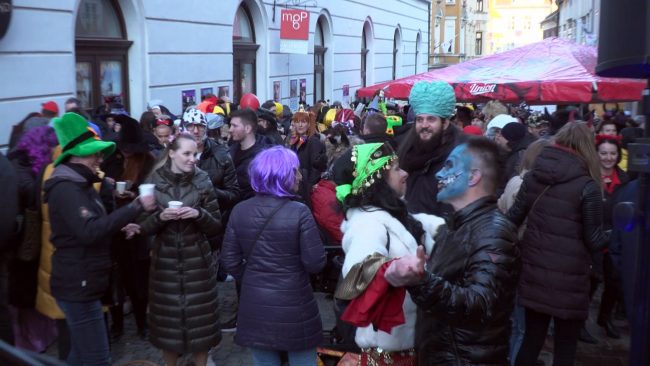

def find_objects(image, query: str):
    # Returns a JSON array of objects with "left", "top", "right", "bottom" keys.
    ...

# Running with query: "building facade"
[
  {"left": 554, "top": 0, "right": 600, "bottom": 45},
  {"left": 0, "top": 0, "right": 430, "bottom": 144},
  {"left": 429, "top": 0, "right": 488, "bottom": 67},
  {"left": 486, "top": 0, "right": 555, "bottom": 54}
]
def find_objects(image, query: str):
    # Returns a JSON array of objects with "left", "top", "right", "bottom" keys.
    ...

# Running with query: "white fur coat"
[{"left": 340, "top": 207, "right": 444, "bottom": 351}]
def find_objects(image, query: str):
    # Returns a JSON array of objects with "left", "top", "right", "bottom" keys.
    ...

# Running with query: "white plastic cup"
[
  {"left": 116, "top": 181, "right": 126, "bottom": 194},
  {"left": 138, "top": 183, "right": 155, "bottom": 197},
  {"left": 168, "top": 201, "right": 183, "bottom": 209}
]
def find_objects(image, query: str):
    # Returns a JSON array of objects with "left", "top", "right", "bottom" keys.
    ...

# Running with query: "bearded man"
[{"left": 398, "top": 81, "right": 465, "bottom": 216}]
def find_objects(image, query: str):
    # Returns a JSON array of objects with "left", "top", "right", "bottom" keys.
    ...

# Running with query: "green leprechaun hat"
[{"left": 53, "top": 112, "right": 116, "bottom": 166}]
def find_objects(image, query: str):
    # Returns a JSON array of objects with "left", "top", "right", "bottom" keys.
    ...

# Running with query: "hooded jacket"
[
  {"left": 43, "top": 163, "right": 143, "bottom": 302},
  {"left": 507, "top": 145, "right": 608, "bottom": 320},
  {"left": 409, "top": 197, "right": 519, "bottom": 365}
]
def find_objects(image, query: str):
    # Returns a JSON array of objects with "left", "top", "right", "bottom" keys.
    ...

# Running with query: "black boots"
[
  {"left": 578, "top": 326, "right": 598, "bottom": 344},
  {"left": 597, "top": 316, "right": 621, "bottom": 339}
]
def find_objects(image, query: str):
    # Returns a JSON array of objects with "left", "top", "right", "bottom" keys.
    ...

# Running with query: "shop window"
[
  {"left": 314, "top": 18, "right": 326, "bottom": 104},
  {"left": 233, "top": 4, "right": 259, "bottom": 103},
  {"left": 75, "top": 0, "right": 131, "bottom": 112},
  {"left": 361, "top": 27, "right": 368, "bottom": 87}
]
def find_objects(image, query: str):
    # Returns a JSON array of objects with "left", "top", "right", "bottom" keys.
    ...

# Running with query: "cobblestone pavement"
[{"left": 42, "top": 282, "right": 629, "bottom": 365}]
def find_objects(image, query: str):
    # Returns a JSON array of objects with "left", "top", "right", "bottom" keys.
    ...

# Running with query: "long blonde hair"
[{"left": 553, "top": 122, "right": 601, "bottom": 187}]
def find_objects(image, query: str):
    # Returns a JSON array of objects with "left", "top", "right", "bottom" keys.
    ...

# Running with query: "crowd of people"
[{"left": 0, "top": 81, "right": 645, "bottom": 366}]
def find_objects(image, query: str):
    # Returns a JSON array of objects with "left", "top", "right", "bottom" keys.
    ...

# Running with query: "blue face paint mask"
[{"left": 436, "top": 144, "right": 471, "bottom": 202}]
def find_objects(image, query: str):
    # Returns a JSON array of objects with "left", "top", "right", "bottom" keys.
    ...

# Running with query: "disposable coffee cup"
[
  {"left": 168, "top": 201, "right": 183, "bottom": 209},
  {"left": 116, "top": 181, "right": 126, "bottom": 194},
  {"left": 138, "top": 183, "right": 155, "bottom": 197}
]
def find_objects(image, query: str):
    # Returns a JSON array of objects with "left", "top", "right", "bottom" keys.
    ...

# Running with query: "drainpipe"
[{"left": 428, "top": 1, "right": 432, "bottom": 70}]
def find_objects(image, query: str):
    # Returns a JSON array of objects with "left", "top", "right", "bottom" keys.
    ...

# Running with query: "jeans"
[
  {"left": 57, "top": 299, "right": 110, "bottom": 366},
  {"left": 250, "top": 348, "right": 316, "bottom": 366},
  {"left": 509, "top": 303, "right": 525, "bottom": 365},
  {"left": 515, "top": 308, "right": 582, "bottom": 366}
]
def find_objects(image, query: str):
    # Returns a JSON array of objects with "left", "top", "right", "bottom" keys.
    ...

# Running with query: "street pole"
[{"left": 628, "top": 82, "right": 650, "bottom": 366}]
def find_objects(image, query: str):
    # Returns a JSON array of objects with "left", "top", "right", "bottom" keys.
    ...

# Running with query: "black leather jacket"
[
  {"left": 408, "top": 197, "right": 520, "bottom": 365},
  {"left": 197, "top": 138, "right": 240, "bottom": 212}
]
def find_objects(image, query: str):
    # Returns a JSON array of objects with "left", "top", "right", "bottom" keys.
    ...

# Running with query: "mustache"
[{"left": 418, "top": 128, "right": 433, "bottom": 134}]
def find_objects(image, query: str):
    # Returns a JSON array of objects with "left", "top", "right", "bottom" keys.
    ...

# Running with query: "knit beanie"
[
  {"left": 501, "top": 122, "right": 527, "bottom": 143},
  {"left": 408, "top": 81, "right": 456, "bottom": 118}
]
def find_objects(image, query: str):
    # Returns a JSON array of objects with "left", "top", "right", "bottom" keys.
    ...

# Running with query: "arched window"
[
  {"left": 392, "top": 28, "right": 401, "bottom": 80},
  {"left": 233, "top": 4, "right": 259, "bottom": 102},
  {"left": 75, "top": 0, "right": 131, "bottom": 112},
  {"left": 361, "top": 27, "right": 368, "bottom": 87},
  {"left": 314, "top": 18, "right": 327, "bottom": 104}
]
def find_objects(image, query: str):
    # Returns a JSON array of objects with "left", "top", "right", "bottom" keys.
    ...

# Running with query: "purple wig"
[
  {"left": 248, "top": 146, "right": 299, "bottom": 198},
  {"left": 16, "top": 126, "right": 58, "bottom": 175}
]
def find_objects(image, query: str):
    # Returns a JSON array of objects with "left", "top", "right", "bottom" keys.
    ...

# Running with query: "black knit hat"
[{"left": 501, "top": 122, "right": 527, "bottom": 143}]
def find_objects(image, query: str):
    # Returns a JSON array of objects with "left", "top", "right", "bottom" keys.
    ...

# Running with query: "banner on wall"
[{"left": 279, "top": 9, "right": 310, "bottom": 54}]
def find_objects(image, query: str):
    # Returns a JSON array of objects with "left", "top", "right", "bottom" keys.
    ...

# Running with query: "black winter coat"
[
  {"left": 7, "top": 151, "right": 40, "bottom": 308},
  {"left": 409, "top": 197, "right": 520, "bottom": 365},
  {"left": 222, "top": 195, "right": 326, "bottom": 351},
  {"left": 43, "top": 163, "right": 143, "bottom": 302},
  {"left": 502, "top": 133, "right": 536, "bottom": 190},
  {"left": 289, "top": 135, "right": 327, "bottom": 204},
  {"left": 197, "top": 138, "right": 240, "bottom": 212},
  {"left": 0, "top": 152, "right": 18, "bottom": 319},
  {"left": 229, "top": 135, "right": 268, "bottom": 202},
  {"left": 507, "top": 145, "right": 608, "bottom": 320},
  {"left": 139, "top": 163, "right": 222, "bottom": 353}
]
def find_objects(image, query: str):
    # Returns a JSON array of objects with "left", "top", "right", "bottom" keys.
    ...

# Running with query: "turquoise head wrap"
[{"left": 408, "top": 81, "right": 456, "bottom": 118}]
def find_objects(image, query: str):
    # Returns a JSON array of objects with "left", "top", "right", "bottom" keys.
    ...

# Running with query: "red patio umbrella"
[{"left": 356, "top": 38, "right": 647, "bottom": 104}]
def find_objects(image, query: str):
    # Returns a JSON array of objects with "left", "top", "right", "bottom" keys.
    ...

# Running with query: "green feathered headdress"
[{"left": 335, "top": 142, "right": 397, "bottom": 202}]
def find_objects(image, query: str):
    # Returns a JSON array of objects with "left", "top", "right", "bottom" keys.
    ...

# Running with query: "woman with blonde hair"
[
  {"left": 135, "top": 133, "right": 222, "bottom": 366},
  {"left": 507, "top": 122, "right": 608, "bottom": 366}
]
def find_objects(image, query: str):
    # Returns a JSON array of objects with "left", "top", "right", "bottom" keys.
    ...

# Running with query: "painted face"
[
  {"left": 169, "top": 138, "right": 198, "bottom": 173},
  {"left": 436, "top": 144, "right": 471, "bottom": 202},
  {"left": 229, "top": 117, "right": 248, "bottom": 142},
  {"left": 385, "top": 160, "right": 409, "bottom": 198},
  {"left": 598, "top": 142, "right": 618, "bottom": 171},
  {"left": 601, "top": 124, "right": 617, "bottom": 136},
  {"left": 415, "top": 114, "right": 445, "bottom": 142},
  {"left": 154, "top": 125, "right": 172, "bottom": 147}
]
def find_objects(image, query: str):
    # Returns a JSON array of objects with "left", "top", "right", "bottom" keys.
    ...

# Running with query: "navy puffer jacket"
[{"left": 222, "top": 195, "right": 326, "bottom": 351}]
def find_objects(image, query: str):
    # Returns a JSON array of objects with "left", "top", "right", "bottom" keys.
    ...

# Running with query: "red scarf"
[
  {"left": 601, "top": 168, "right": 621, "bottom": 195},
  {"left": 289, "top": 134, "right": 308, "bottom": 150}
]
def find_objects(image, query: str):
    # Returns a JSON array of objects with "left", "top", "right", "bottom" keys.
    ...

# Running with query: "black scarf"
[
  {"left": 399, "top": 128, "right": 446, "bottom": 173},
  {"left": 64, "top": 162, "right": 102, "bottom": 185}
]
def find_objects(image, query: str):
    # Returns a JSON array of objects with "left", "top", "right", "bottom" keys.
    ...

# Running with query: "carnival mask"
[{"left": 436, "top": 144, "right": 471, "bottom": 202}]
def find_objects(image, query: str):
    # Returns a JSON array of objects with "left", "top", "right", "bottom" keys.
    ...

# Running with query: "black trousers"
[
  {"left": 515, "top": 308, "right": 582, "bottom": 366},
  {"left": 599, "top": 253, "right": 622, "bottom": 321},
  {"left": 110, "top": 238, "right": 149, "bottom": 332}
]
